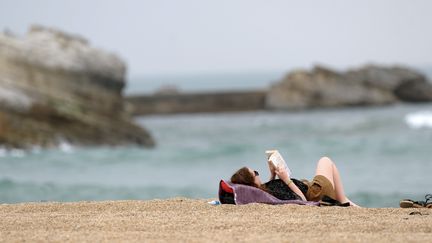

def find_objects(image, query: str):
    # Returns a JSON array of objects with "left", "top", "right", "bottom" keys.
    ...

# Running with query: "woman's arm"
[
  {"left": 275, "top": 166, "right": 307, "bottom": 201},
  {"left": 286, "top": 179, "right": 307, "bottom": 201}
]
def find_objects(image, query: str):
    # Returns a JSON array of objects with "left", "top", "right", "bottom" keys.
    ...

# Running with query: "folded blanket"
[{"left": 219, "top": 180, "right": 319, "bottom": 206}]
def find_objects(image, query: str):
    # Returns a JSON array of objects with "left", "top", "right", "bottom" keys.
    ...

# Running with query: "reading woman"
[{"left": 230, "top": 156, "right": 360, "bottom": 207}]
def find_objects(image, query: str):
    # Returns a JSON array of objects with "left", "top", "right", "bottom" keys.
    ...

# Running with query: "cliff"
[{"left": 0, "top": 25, "right": 154, "bottom": 148}]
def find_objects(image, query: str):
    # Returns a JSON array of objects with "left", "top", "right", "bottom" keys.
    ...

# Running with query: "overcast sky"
[{"left": 1, "top": 0, "right": 431, "bottom": 76}]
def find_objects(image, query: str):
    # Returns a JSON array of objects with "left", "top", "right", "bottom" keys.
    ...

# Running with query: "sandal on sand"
[
  {"left": 319, "top": 195, "right": 350, "bottom": 207},
  {"left": 400, "top": 194, "right": 432, "bottom": 208}
]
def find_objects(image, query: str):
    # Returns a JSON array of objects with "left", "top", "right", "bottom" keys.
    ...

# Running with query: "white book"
[{"left": 265, "top": 150, "right": 292, "bottom": 178}]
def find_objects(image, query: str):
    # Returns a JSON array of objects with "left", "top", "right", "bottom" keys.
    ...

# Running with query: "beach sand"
[{"left": 0, "top": 198, "right": 431, "bottom": 242}]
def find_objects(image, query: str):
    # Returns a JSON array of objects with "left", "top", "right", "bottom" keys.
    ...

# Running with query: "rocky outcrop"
[
  {"left": 0, "top": 25, "right": 154, "bottom": 148},
  {"left": 266, "top": 65, "right": 432, "bottom": 110}
]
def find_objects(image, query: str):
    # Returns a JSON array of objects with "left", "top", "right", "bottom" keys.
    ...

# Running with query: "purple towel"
[{"left": 225, "top": 180, "right": 319, "bottom": 206}]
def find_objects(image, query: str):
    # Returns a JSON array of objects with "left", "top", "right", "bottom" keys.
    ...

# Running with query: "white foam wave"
[
  {"left": 10, "top": 149, "right": 25, "bottom": 157},
  {"left": 58, "top": 140, "right": 74, "bottom": 153},
  {"left": 0, "top": 147, "right": 27, "bottom": 157},
  {"left": 0, "top": 147, "right": 6, "bottom": 157},
  {"left": 405, "top": 111, "right": 432, "bottom": 129}
]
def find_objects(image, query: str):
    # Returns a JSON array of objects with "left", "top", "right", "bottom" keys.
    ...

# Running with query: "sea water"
[{"left": 1, "top": 103, "right": 431, "bottom": 207}]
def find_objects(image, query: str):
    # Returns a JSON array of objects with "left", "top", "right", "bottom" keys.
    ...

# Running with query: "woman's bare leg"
[{"left": 315, "top": 157, "right": 359, "bottom": 207}]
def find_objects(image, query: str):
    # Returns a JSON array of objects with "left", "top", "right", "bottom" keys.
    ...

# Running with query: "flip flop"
[
  {"left": 427, "top": 194, "right": 432, "bottom": 208},
  {"left": 400, "top": 194, "right": 432, "bottom": 208}
]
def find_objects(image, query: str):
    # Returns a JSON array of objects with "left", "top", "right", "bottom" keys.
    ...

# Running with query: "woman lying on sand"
[{"left": 231, "top": 156, "right": 360, "bottom": 207}]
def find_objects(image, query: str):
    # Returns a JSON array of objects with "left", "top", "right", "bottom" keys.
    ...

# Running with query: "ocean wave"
[
  {"left": 405, "top": 111, "right": 432, "bottom": 129},
  {"left": 0, "top": 148, "right": 26, "bottom": 158},
  {"left": 0, "top": 142, "right": 74, "bottom": 158},
  {"left": 58, "top": 140, "right": 74, "bottom": 153}
]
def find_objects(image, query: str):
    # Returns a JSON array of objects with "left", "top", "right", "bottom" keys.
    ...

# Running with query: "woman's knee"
[{"left": 318, "top": 156, "right": 334, "bottom": 166}]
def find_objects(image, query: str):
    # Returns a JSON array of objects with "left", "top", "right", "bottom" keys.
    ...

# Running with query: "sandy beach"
[{"left": 0, "top": 198, "right": 431, "bottom": 242}]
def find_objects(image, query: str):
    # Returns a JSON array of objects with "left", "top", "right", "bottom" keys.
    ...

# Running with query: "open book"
[{"left": 265, "top": 150, "right": 292, "bottom": 178}]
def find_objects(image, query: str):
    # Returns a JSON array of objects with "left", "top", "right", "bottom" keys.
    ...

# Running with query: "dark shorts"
[{"left": 303, "top": 175, "right": 336, "bottom": 202}]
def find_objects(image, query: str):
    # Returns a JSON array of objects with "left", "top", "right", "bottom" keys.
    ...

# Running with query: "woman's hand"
[{"left": 274, "top": 164, "right": 290, "bottom": 183}]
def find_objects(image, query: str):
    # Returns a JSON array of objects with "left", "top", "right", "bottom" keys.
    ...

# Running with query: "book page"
[{"left": 266, "top": 150, "right": 291, "bottom": 177}]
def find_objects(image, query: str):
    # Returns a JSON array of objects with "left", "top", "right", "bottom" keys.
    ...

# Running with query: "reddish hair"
[
  {"left": 230, "top": 167, "right": 256, "bottom": 187},
  {"left": 230, "top": 167, "right": 269, "bottom": 192}
]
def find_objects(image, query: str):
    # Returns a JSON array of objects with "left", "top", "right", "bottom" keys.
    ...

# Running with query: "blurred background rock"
[
  {"left": 0, "top": 26, "right": 154, "bottom": 149},
  {"left": 267, "top": 65, "right": 432, "bottom": 110}
]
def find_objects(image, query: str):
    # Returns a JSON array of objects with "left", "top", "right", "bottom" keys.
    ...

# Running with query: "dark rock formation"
[
  {"left": 266, "top": 65, "right": 432, "bottom": 110},
  {"left": 0, "top": 25, "right": 154, "bottom": 149},
  {"left": 394, "top": 80, "right": 432, "bottom": 102}
]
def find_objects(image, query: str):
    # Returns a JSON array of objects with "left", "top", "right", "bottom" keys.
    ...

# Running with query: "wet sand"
[{"left": 0, "top": 198, "right": 431, "bottom": 242}]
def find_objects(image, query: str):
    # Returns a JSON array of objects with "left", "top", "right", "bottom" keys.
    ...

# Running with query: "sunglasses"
[{"left": 254, "top": 170, "right": 259, "bottom": 176}]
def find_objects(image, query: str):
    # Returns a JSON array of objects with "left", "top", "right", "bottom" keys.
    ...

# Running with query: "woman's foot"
[{"left": 345, "top": 198, "right": 361, "bottom": 208}]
